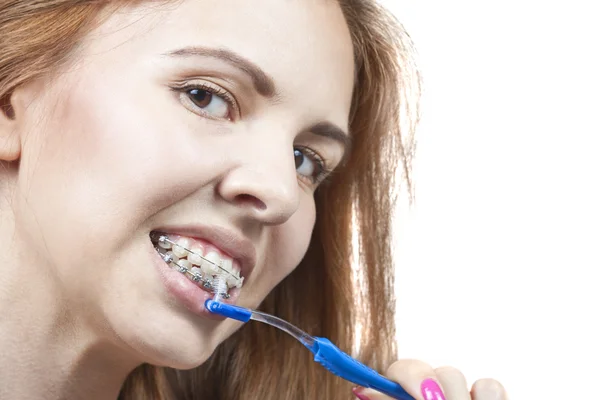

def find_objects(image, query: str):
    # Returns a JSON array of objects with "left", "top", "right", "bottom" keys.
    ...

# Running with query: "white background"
[{"left": 380, "top": 1, "right": 600, "bottom": 398}]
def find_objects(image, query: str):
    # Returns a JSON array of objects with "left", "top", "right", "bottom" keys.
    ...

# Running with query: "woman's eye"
[
  {"left": 186, "top": 88, "right": 230, "bottom": 119},
  {"left": 294, "top": 147, "right": 326, "bottom": 184}
]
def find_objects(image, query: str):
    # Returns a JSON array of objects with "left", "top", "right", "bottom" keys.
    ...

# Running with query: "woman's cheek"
[{"left": 272, "top": 196, "right": 316, "bottom": 278}]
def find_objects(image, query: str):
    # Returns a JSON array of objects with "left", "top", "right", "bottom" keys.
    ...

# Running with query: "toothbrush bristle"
[{"left": 212, "top": 274, "right": 228, "bottom": 301}]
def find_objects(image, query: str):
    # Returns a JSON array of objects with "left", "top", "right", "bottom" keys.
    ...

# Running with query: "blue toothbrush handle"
[
  {"left": 309, "top": 337, "right": 414, "bottom": 400},
  {"left": 205, "top": 300, "right": 413, "bottom": 399}
]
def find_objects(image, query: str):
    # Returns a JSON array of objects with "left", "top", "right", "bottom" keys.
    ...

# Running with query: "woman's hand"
[{"left": 353, "top": 360, "right": 507, "bottom": 400}]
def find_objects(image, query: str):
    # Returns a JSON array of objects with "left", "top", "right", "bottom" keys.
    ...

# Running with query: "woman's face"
[{"left": 7, "top": 0, "right": 354, "bottom": 367}]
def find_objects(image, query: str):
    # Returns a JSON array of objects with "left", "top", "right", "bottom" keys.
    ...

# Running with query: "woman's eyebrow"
[
  {"left": 164, "top": 46, "right": 280, "bottom": 100},
  {"left": 309, "top": 121, "right": 351, "bottom": 156}
]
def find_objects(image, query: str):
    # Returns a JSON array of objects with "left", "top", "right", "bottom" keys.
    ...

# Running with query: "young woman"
[{"left": 0, "top": 1, "right": 507, "bottom": 399}]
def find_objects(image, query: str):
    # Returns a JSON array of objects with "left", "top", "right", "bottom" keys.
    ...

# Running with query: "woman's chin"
[
  {"left": 153, "top": 349, "right": 215, "bottom": 371},
  {"left": 110, "top": 311, "right": 227, "bottom": 370},
  {"left": 132, "top": 333, "right": 219, "bottom": 370}
]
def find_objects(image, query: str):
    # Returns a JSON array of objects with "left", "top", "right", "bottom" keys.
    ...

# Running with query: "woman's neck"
[{"left": 0, "top": 224, "right": 140, "bottom": 400}]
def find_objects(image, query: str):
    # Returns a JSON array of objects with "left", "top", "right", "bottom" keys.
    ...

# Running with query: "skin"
[{"left": 0, "top": 1, "right": 507, "bottom": 399}]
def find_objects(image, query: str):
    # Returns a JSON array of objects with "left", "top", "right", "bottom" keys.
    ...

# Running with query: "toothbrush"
[{"left": 206, "top": 278, "right": 414, "bottom": 400}]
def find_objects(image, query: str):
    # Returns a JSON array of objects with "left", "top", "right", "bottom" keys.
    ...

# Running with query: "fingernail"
[
  {"left": 421, "top": 378, "right": 446, "bottom": 400},
  {"left": 352, "top": 386, "right": 371, "bottom": 400}
]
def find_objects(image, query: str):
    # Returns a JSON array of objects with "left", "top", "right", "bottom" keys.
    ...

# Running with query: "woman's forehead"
[{"left": 86, "top": 0, "right": 355, "bottom": 123}]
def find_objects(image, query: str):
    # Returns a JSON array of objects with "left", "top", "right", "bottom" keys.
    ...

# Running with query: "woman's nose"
[{"left": 216, "top": 144, "right": 301, "bottom": 226}]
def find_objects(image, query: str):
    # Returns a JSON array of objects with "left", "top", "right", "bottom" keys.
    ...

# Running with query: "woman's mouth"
[{"left": 150, "top": 231, "right": 244, "bottom": 299}]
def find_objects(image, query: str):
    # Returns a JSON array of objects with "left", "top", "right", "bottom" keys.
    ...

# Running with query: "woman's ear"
[{"left": 0, "top": 90, "right": 22, "bottom": 161}]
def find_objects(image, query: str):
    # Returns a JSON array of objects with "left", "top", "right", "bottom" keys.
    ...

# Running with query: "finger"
[
  {"left": 435, "top": 366, "right": 470, "bottom": 400},
  {"left": 471, "top": 379, "right": 507, "bottom": 400},
  {"left": 352, "top": 359, "right": 446, "bottom": 400}
]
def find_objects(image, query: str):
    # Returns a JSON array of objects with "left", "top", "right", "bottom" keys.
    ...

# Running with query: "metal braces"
[
  {"left": 150, "top": 232, "right": 241, "bottom": 284},
  {"left": 157, "top": 248, "right": 231, "bottom": 299}
]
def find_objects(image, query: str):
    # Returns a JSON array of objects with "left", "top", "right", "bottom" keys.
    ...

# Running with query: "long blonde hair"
[{"left": 0, "top": 1, "right": 421, "bottom": 399}]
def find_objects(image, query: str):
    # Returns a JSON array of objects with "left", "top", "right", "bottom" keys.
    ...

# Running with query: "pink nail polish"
[
  {"left": 352, "top": 386, "right": 371, "bottom": 400},
  {"left": 421, "top": 378, "right": 446, "bottom": 400}
]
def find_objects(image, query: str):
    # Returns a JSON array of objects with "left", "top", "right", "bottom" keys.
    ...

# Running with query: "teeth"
[
  {"left": 225, "top": 275, "right": 237, "bottom": 286},
  {"left": 172, "top": 238, "right": 190, "bottom": 258},
  {"left": 221, "top": 259, "right": 237, "bottom": 286},
  {"left": 151, "top": 233, "right": 243, "bottom": 293},
  {"left": 178, "top": 259, "right": 192, "bottom": 271},
  {"left": 190, "top": 267, "right": 203, "bottom": 283},
  {"left": 158, "top": 236, "right": 172, "bottom": 249},
  {"left": 202, "top": 251, "right": 221, "bottom": 276},
  {"left": 221, "top": 258, "right": 232, "bottom": 270},
  {"left": 187, "top": 246, "right": 205, "bottom": 266},
  {"left": 235, "top": 276, "right": 244, "bottom": 289},
  {"left": 165, "top": 251, "right": 179, "bottom": 264}
]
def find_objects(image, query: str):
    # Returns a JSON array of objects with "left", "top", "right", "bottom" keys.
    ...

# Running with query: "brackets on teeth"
[
  {"left": 150, "top": 233, "right": 242, "bottom": 286},
  {"left": 153, "top": 239, "right": 231, "bottom": 299}
]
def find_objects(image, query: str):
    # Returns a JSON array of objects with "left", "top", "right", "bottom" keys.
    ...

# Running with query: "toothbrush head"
[{"left": 212, "top": 274, "right": 229, "bottom": 301}]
